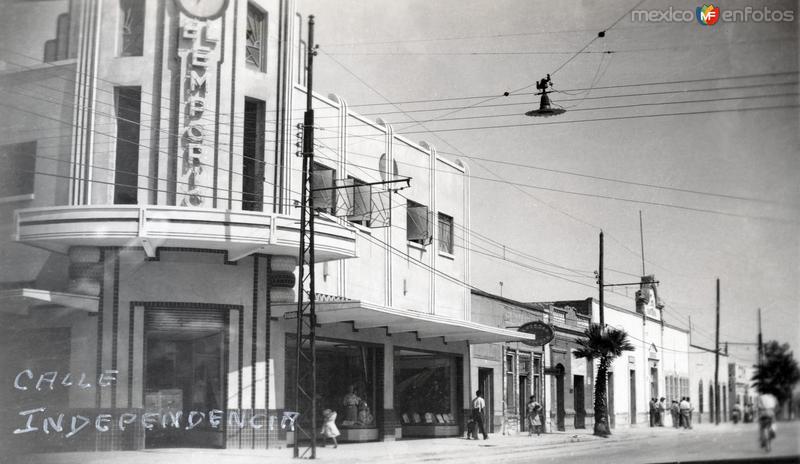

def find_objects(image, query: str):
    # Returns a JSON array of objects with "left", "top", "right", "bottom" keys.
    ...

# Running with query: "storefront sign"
[
  {"left": 177, "top": 16, "right": 220, "bottom": 207},
  {"left": 518, "top": 321, "right": 554, "bottom": 347}
]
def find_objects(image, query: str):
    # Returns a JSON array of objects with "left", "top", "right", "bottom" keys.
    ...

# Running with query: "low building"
[
  {"left": 546, "top": 275, "right": 692, "bottom": 429},
  {"left": 469, "top": 290, "right": 547, "bottom": 434},
  {"left": 688, "top": 347, "right": 730, "bottom": 424}
]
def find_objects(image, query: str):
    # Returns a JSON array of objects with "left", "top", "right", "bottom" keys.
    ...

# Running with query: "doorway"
[
  {"left": 629, "top": 369, "right": 637, "bottom": 424},
  {"left": 144, "top": 307, "right": 226, "bottom": 448},
  {"left": 555, "top": 365, "right": 565, "bottom": 431},
  {"left": 478, "top": 368, "right": 494, "bottom": 432},
  {"left": 518, "top": 375, "right": 530, "bottom": 431},
  {"left": 608, "top": 372, "right": 615, "bottom": 428},
  {"left": 574, "top": 375, "right": 585, "bottom": 429},
  {"left": 650, "top": 366, "right": 659, "bottom": 399}
]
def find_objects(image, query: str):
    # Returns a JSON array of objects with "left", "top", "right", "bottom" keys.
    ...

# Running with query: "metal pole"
[
  {"left": 294, "top": 14, "right": 317, "bottom": 459},
  {"left": 714, "top": 278, "right": 720, "bottom": 425}
]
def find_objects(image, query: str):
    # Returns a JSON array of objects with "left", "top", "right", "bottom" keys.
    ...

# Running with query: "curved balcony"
[{"left": 15, "top": 205, "right": 357, "bottom": 262}]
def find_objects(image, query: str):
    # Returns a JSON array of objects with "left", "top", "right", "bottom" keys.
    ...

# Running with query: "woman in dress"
[
  {"left": 526, "top": 395, "right": 543, "bottom": 437},
  {"left": 320, "top": 409, "right": 340, "bottom": 448}
]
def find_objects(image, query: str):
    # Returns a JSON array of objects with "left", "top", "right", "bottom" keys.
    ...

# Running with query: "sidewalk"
[{"left": 15, "top": 422, "right": 736, "bottom": 464}]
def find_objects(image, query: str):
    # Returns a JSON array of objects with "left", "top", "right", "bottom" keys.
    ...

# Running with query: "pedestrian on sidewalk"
[
  {"left": 658, "top": 397, "right": 666, "bottom": 426},
  {"left": 670, "top": 400, "right": 680, "bottom": 428},
  {"left": 526, "top": 395, "right": 543, "bottom": 437},
  {"left": 679, "top": 397, "right": 693, "bottom": 429},
  {"left": 320, "top": 409, "right": 340, "bottom": 448},
  {"left": 471, "top": 390, "right": 489, "bottom": 440},
  {"left": 649, "top": 398, "right": 657, "bottom": 427}
]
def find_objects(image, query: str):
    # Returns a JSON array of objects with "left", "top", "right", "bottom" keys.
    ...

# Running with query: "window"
[
  {"left": 437, "top": 212, "right": 453, "bottom": 253},
  {"left": 339, "top": 176, "right": 371, "bottom": 225},
  {"left": 406, "top": 200, "right": 431, "bottom": 245},
  {"left": 245, "top": 3, "right": 267, "bottom": 71},
  {"left": 242, "top": 98, "right": 265, "bottom": 211},
  {"left": 120, "top": 0, "right": 144, "bottom": 57},
  {"left": 311, "top": 162, "right": 335, "bottom": 214},
  {"left": 295, "top": 14, "right": 306, "bottom": 86},
  {"left": 0, "top": 141, "right": 36, "bottom": 198},
  {"left": 114, "top": 87, "right": 141, "bottom": 204}
]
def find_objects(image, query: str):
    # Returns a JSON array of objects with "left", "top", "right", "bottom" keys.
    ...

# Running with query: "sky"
[{"left": 297, "top": 0, "right": 800, "bottom": 363}]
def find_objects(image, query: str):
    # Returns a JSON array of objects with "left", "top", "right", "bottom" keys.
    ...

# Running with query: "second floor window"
[
  {"left": 339, "top": 176, "right": 371, "bottom": 226},
  {"left": 0, "top": 141, "right": 36, "bottom": 198},
  {"left": 406, "top": 200, "right": 431, "bottom": 245},
  {"left": 120, "top": 0, "right": 144, "bottom": 56},
  {"left": 437, "top": 212, "right": 453, "bottom": 253},
  {"left": 246, "top": 4, "right": 267, "bottom": 71},
  {"left": 311, "top": 162, "right": 335, "bottom": 215}
]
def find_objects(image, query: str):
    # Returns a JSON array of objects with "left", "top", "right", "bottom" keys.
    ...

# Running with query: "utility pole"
[
  {"left": 639, "top": 211, "right": 646, "bottom": 276},
  {"left": 758, "top": 308, "right": 763, "bottom": 367},
  {"left": 598, "top": 230, "right": 604, "bottom": 327},
  {"left": 294, "top": 14, "right": 317, "bottom": 459},
  {"left": 714, "top": 278, "right": 720, "bottom": 425}
]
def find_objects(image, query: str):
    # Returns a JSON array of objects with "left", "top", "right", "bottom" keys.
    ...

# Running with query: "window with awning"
[
  {"left": 406, "top": 200, "right": 431, "bottom": 245},
  {"left": 311, "top": 162, "right": 336, "bottom": 214}
]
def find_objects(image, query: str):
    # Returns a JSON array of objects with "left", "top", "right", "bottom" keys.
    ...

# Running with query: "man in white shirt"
[
  {"left": 471, "top": 390, "right": 488, "bottom": 440},
  {"left": 756, "top": 392, "right": 778, "bottom": 451}
]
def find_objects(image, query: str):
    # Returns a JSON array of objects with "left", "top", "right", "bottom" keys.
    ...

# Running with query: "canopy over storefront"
[{"left": 273, "top": 297, "right": 540, "bottom": 345}]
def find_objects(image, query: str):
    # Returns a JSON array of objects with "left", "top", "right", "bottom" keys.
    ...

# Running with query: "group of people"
[{"left": 649, "top": 396, "right": 694, "bottom": 429}]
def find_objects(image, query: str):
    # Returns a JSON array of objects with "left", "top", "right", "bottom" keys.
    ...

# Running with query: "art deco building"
[{"left": 0, "top": 0, "right": 533, "bottom": 455}]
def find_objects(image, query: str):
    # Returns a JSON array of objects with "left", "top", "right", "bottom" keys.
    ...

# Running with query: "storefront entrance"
[{"left": 144, "top": 307, "right": 226, "bottom": 448}]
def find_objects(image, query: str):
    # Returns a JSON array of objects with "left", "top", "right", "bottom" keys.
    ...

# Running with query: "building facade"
[
  {"left": 469, "top": 290, "right": 546, "bottom": 434},
  {"left": 0, "top": 0, "right": 534, "bottom": 455},
  {"left": 549, "top": 276, "right": 692, "bottom": 429}
]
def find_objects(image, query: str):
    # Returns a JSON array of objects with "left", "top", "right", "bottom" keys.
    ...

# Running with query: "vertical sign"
[{"left": 176, "top": 16, "right": 220, "bottom": 207}]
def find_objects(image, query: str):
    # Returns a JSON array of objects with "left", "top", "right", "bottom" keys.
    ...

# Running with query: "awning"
[
  {"left": 0, "top": 288, "right": 99, "bottom": 315},
  {"left": 272, "top": 298, "right": 538, "bottom": 344}
]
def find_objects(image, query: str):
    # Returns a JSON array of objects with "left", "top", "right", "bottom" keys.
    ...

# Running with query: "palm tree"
[
  {"left": 574, "top": 323, "right": 634, "bottom": 437},
  {"left": 752, "top": 341, "right": 800, "bottom": 409}
]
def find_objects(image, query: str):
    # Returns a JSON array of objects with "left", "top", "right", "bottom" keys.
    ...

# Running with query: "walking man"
[{"left": 471, "top": 390, "right": 488, "bottom": 440}]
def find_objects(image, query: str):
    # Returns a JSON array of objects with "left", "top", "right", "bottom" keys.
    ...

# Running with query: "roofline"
[{"left": 471, "top": 288, "right": 547, "bottom": 313}]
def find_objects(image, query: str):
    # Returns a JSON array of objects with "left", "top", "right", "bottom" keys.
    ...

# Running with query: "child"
[{"left": 321, "top": 408, "right": 340, "bottom": 448}]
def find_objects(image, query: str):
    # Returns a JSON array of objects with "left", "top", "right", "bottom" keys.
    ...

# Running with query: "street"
[{"left": 16, "top": 421, "right": 800, "bottom": 464}]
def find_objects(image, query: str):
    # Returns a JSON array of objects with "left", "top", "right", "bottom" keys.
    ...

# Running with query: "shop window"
[
  {"left": 120, "top": 0, "right": 144, "bottom": 57},
  {"left": 114, "top": 87, "right": 141, "bottom": 204},
  {"left": 406, "top": 200, "right": 431, "bottom": 245},
  {"left": 311, "top": 162, "right": 335, "bottom": 214},
  {"left": 245, "top": 3, "right": 267, "bottom": 72},
  {"left": 242, "top": 97, "right": 265, "bottom": 211},
  {"left": 395, "top": 354, "right": 456, "bottom": 425},
  {"left": 0, "top": 141, "right": 36, "bottom": 198},
  {"left": 437, "top": 212, "right": 453, "bottom": 254}
]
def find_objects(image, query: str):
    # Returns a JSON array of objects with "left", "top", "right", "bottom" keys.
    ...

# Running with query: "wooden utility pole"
[
  {"left": 598, "top": 230, "right": 604, "bottom": 326},
  {"left": 714, "top": 278, "right": 720, "bottom": 425},
  {"left": 639, "top": 211, "right": 646, "bottom": 275},
  {"left": 758, "top": 308, "right": 763, "bottom": 367}
]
